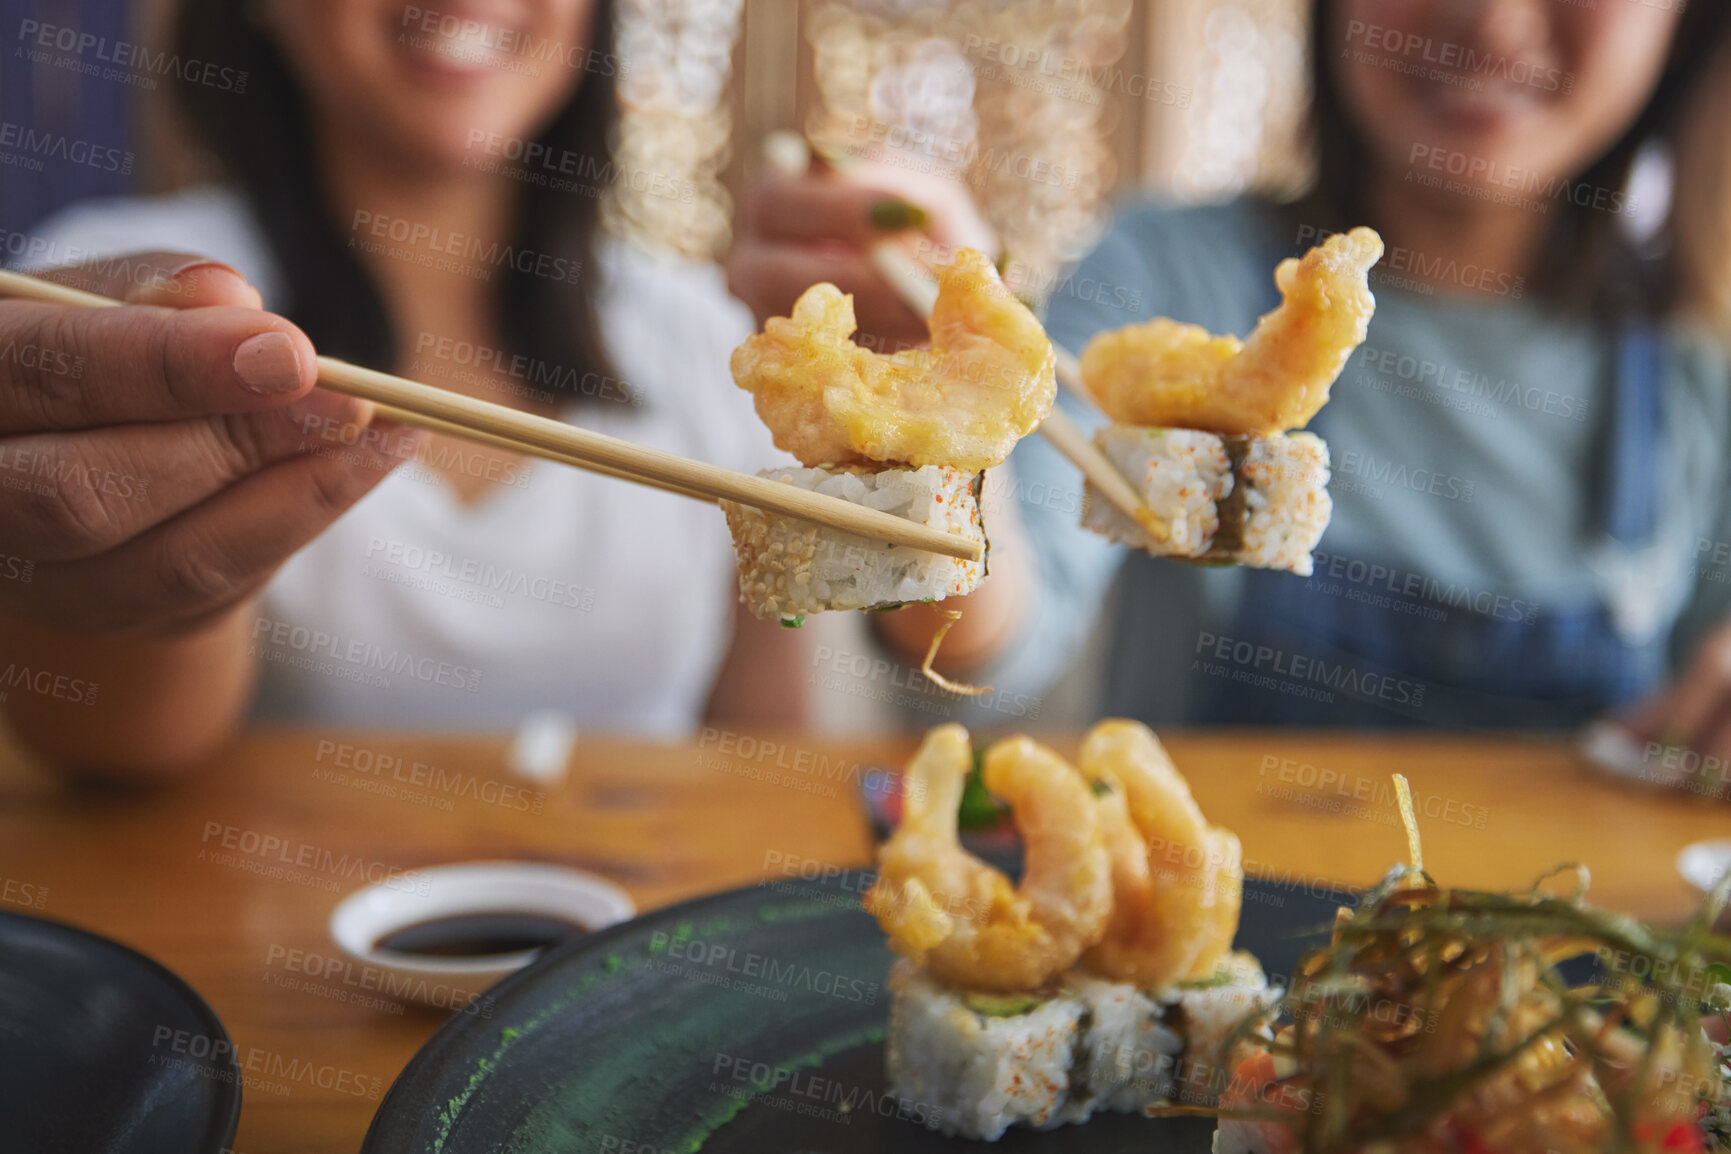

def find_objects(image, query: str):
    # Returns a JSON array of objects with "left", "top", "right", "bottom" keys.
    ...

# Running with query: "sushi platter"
[{"left": 362, "top": 871, "right": 1348, "bottom": 1153}]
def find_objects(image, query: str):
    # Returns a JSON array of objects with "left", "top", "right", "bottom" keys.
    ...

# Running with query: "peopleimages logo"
[
  {"left": 0, "top": 121, "right": 132, "bottom": 173},
  {"left": 464, "top": 130, "right": 695, "bottom": 204},
  {"left": 16, "top": 19, "right": 249, "bottom": 92},
  {"left": 1294, "top": 225, "right": 1527, "bottom": 300},
  {"left": 1407, "top": 144, "right": 1632, "bottom": 214},
  {"left": 349, "top": 210, "right": 582, "bottom": 284},
  {"left": 150, "top": 1028, "right": 382, "bottom": 1100},
  {"left": 1194, "top": 631, "right": 1427, "bottom": 708},
  {"left": 1343, "top": 20, "right": 1571, "bottom": 94},
  {"left": 249, "top": 615, "right": 482, "bottom": 692},
  {"left": 362, "top": 537, "right": 597, "bottom": 611},
  {"left": 0, "top": 662, "right": 98, "bottom": 706},
  {"left": 398, "top": 6, "right": 630, "bottom": 77}
]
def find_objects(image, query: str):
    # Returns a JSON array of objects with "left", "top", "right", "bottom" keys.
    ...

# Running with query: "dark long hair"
[
  {"left": 170, "top": 1, "right": 619, "bottom": 399},
  {"left": 1299, "top": 0, "right": 1731, "bottom": 320}
]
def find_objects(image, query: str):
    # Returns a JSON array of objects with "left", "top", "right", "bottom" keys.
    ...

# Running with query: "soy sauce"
[{"left": 374, "top": 912, "right": 588, "bottom": 958}]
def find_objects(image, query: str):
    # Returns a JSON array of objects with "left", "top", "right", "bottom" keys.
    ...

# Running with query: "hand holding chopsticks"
[{"left": 0, "top": 267, "right": 983, "bottom": 563}]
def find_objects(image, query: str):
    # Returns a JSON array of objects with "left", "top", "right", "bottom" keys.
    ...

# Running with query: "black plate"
[
  {"left": 0, "top": 911, "right": 241, "bottom": 1152},
  {"left": 364, "top": 873, "right": 1353, "bottom": 1153}
]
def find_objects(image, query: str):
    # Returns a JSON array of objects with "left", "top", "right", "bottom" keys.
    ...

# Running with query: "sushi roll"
[
  {"left": 1167, "top": 951, "right": 1280, "bottom": 1107},
  {"left": 884, "top": 958, "right": 1276, "bottom": 1141},
  {"left": 867, "top": 723, "right": 1275, "bottom": 1142},
  {"left": 724, "top": 247, "right": 1055, "bottom": 623},
  {"left": 1058, "top": 973, "right": 1183, "bottom": 1121},
  {"left": 1081, "top": 427, "right": 1331, "bottom": 576},
  {"left": 1075, "top": 228, "right": 1380, "bottom": 576},
  {"left": 1063, "top": 957, "right": 1278, "bottom": 1121},
  {"left": 719, "top": 464, "right": 987, "bottom": 623}
]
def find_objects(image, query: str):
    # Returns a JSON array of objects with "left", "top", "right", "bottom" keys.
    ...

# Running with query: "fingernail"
[
  {"left": 125, "top": 260, "right": 243, "bottom": 303},
  {"left": 169, "top": 258, "right": 245, "bottom": 281},
  {"left": 233, "top": 331, "right": 306, "bottom": 395},
  {"left": 146, "top": 259, "right": 246, "bottom": 300},
  {"left": 869, "top": 199, "right": 928, "bottom": 232}
]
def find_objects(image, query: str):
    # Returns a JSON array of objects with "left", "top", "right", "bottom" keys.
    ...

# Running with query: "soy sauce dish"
[{"left": 329, "top": 861, "right": 635, "bottom": 1008}]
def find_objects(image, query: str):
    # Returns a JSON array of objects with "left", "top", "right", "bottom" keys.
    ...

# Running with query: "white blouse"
[{"left": 23, "top": 188, "right": 785, "bottom": 735}]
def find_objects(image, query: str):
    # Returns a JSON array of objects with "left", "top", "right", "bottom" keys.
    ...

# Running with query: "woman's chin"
[
  {"left": 346, "top": 120, "right": 508, "bottom": 177},
  {"left": 371, "top": 79, "right": 574, "bottom": 167},
  {"left": 354, "top": 93, "right": 552, "bottom": 170}
]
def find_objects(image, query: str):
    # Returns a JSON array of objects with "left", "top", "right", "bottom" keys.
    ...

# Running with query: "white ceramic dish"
[
  {"left": 329, "top": 860, "right": 634, "bottom": 1009},
  {"left": 1677, "top": 839, "right": 1731, "bottom": 897}
]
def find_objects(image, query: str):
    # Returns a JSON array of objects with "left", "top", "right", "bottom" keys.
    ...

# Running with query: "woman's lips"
[
  {"left": 394, "top": 11, "right": 523, "bottom": 83},
  {"left": 1411, "top": 71, "right": 1547, "bottom": 132}
]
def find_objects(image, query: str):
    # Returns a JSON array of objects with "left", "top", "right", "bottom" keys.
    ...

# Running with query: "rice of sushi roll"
[
  {"left": 1058, "top": 974, "right": 1183, "bottom": 1121},
  {"left": 1168, "top": 952, "right": 1280, "bottom": 1107},
  {"left": 720, "top": 464, "right": 988, "bottom": 623},
  {"left": 884, "top": 953, "right": 1278, "bottom": 1142},
  {"left": 886, "top": 960, "right": 1084, "bottom": 1141},
  {"left": 1081, "top": 426, "right": 1331, "bottom": 576}
]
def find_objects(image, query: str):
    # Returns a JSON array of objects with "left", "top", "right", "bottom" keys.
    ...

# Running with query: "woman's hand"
[
  {"left": 725, "top": 156, "right": 996, "bottom": 349},
  {"left": 1616, "top": 622, "right": 1731, "bottom": 798},
  {"left": 0, "top": 252, "right": 419, "bottom": 637}
]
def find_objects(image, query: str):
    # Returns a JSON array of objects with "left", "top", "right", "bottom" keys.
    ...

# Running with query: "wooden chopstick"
[
  {"left": 1048, "top": 348, "right": 1171, "bottom": 541},
  {"left": 371, "top": 403, "right": 717, "bottom": 505},
  {"left": 312, "top": 359, "right": 991, "bottom": 559},
  {"left": 0, "top": 267, "right": 983, "bottom": 563}
]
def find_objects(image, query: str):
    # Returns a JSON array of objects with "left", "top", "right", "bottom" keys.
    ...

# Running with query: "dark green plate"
[{"left": 363, "top": 874, "right": 1350, "bottom": 1152}]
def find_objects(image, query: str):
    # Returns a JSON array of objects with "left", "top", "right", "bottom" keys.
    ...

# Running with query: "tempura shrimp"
[
  {"left": 1081, "top": 227, "right": 1383, "bottom": 436},
  {"left": 863, "top": 724, "right": 1111, "bottom": 993},
  {"left": 1078, "top": 719, "right": 1243, "bottom": 987},
  {"left": 730, "top": 248, "right": 1056, "bottom": 472}
]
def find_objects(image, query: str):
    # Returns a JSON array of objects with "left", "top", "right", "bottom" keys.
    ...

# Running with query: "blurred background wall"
[
  {"left": 2, "top": 0, "right": 138, "bottom": 238},
  {"left": 4, "top": 0, "right": 1312, "bottom": 299}
]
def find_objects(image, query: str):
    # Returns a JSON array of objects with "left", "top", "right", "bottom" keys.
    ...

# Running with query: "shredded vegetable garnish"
[
  {"left": 919, "top": 608, "right": 992, "bottom": 696},
  {"left": 1392, "top": 772, "right": 1423, "bottom": 879},
  {"left": 1204, "top": 787, "right": 1731, "bottom": 1154}
]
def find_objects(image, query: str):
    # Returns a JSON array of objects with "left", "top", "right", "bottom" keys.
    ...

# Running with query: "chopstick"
[
  {"left": 370, "top": 403, "right": 717, "bottom": 505},
  {"left": 778, "top": 136, "right": 1170, "bottom": 543},
  {"left": 0, "top": 267, "right": 983, "bottom": 563}
]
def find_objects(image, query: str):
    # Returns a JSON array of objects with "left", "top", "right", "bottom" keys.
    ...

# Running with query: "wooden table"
[{"left": 0, "top": 728, "right": 1724, "bottom": 1152}]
